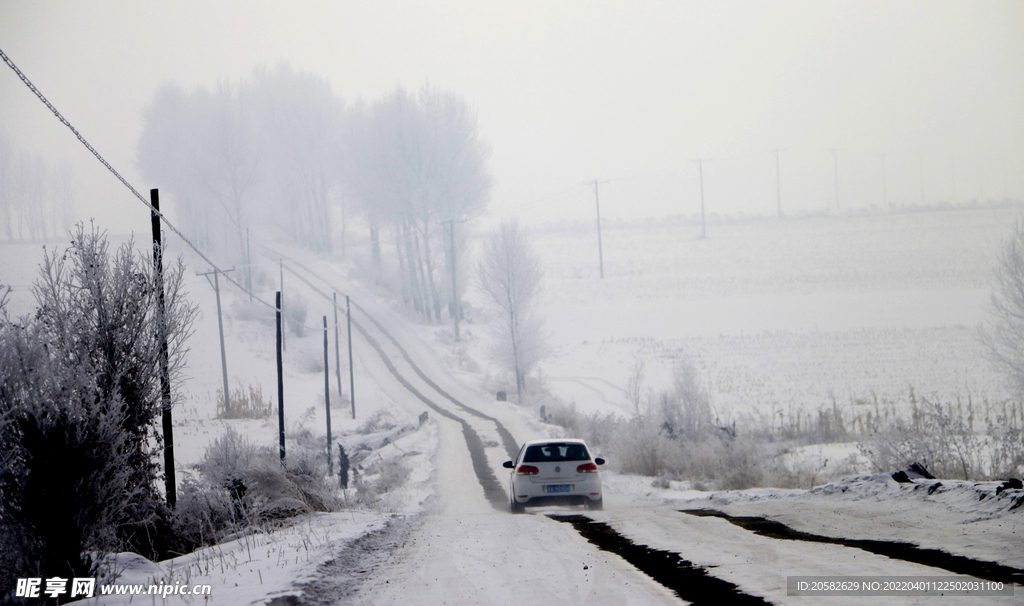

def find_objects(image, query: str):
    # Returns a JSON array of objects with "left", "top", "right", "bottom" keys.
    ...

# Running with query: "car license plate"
[{"left": 546, "top": 484, "right": 571, "bottom": 494}]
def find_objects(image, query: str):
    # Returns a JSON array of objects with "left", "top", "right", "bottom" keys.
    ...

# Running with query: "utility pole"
[
  {"left": 347, "top": 295, "right": 355, "bottom": 419},
  {"left": 279, "top": 259, "right": 286, "bottom": 351},
  {"left": 197, "top": 267, "right": 236, "bottom": 416},
  {"left": 590, "top": 179, "right": 609, "bottom": 278},
  {"left": 775, "top": 149, "right": 782, "bottom": 218},
  {"left": 323, "top": 316, "right": 332, "bottom": 475},
  {"left": 276, "top": 291, "right": 285, "bottom": 461},
  {"left": 698, "top": 158, "right": 706, "bottom": 238},
  {"left": 831, "top": 149, "right": 840, "bottom": 212},
  {"left": 333, "top": 292, "right": 342, "bottom": 396},
  {"left": 151, "top": 189, "right": 175, "bottom": 508}
]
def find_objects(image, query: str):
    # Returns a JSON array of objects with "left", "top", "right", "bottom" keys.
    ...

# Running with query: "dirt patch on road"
[
  {"left": 682, "top": 508, "right": 1024, "bottom": 587},
  {"left": 549, "top": 514, "right": 773, "bottom": 605},
  {"left": 281, "top": 514, "right": 415, "bottom": 605}
]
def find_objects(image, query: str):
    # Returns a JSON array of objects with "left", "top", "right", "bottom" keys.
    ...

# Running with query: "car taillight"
[
  {"left": 516, "top": 465, "right": 539, "bottom": 475},
  {"left": 577, "top": 462, "right": 599, "bottom": 473}
]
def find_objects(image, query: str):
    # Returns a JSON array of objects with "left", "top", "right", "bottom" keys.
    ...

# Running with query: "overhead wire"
[{"left": 0, "top": 45, "right": 341, "bottom": 331}]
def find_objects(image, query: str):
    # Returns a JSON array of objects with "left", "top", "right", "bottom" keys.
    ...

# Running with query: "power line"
[{"left": 0, "top": 46, "right": 339, "bottom": 331}]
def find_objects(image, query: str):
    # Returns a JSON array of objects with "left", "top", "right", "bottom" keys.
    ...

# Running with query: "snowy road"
[{"left": 276, "top": 251, "right": 1023, "bottom": 605}]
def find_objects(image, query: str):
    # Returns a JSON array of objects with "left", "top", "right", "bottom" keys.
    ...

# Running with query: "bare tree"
[
  {"left": 627, "top": 358, "right": 646, "bottom": 417},
  {"left": 478, "top": 219, "right": 545, "bottom": 399},
  {"left": 138, "top": 64, "right": 343, "bottom": 259},
  {"left": 985, "top": 220, "right": 1024, "bottom": 397},
  {"left": 344, "top": 86, "right": 492, "bottom": 320}
]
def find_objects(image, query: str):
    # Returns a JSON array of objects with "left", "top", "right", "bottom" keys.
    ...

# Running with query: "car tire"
[
  {"left": 510, "top": 498, "right": 525, "bottom": 514},
  {"left": 586, "top": 497, "right": 603, "bottom": 511}
]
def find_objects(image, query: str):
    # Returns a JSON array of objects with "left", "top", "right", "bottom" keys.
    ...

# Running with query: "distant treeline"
[
  {"left": 0, "top": 131, "right": 76, "bottom": 242},
  {"left": 138, "top": 63, "right": 491, "bottom": 322}
]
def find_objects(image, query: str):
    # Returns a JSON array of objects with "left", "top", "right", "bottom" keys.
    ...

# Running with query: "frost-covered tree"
[
  {"left": 0, "top": 224, "right": 197, "bottom": 593},
  {"left": 344, "top": 86, "right": 492, "bottom": 321},
  {"left": 478, "top": 219, "right": 545, "bottom": 399},
  {"left": 986, "top": 220, "right": 1024, "bottom": 397},
  {"left": 137, "top": 63, "right": 343, "bottom": 259}
]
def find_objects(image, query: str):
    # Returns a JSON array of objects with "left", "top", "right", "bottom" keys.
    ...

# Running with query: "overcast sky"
[{"left": 1, "top": 0, "right": 1022, "bottom": 233}]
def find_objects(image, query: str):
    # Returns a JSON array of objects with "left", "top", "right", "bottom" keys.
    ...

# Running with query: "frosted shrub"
[
  {"left": 1, "top": 225, "right": 197, "bottom": 592},
  {"left": 375, "top": 458, "right": 411, "bottom": 493},
  {"left": 357, "top": 409, "right": 397, "bottom": 434},
  {"left": 170, "top": 477, "right": 237, "bottom": 550},
  {"left": 354, "top": 458, "right": 411, "bottom": 504},
  {"left": 859, "top": 398, "right": 995, "bottom": 480},
  {"left": 195, "top": 427, "right": 340, "bottom": 528},
  {"left": 614, "top": 418, "right": 679, "bottom": 477}
]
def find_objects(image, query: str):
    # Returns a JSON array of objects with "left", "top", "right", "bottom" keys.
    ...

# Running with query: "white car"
[{"left": 503, "top": 439, "right": 605, "bottom": 513}]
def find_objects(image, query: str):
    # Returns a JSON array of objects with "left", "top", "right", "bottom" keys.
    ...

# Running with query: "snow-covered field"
[{"left": 522, "top": 208, "right": 1019, "bottom": 423}]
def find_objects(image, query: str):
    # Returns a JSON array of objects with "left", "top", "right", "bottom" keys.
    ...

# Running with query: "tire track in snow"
[
  {"left": 262, "top": 246, "right": 519, "bottom": 460},
  {"left": 682, "top": 509, "right": 1024, "bottom": 587},
  {"left": 352, "top": 319, "right": 508, "bottom": 509},
  {"left": 549, "top": 514, "right": 773, "bottom": 605},
  {"left": 352, "top": 306, "right": 519, "bottom": 460}
]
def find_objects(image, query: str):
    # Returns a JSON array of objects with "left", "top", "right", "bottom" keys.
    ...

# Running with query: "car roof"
[{"left": 523, "top": 438, "right": 587, "bottom": 447}]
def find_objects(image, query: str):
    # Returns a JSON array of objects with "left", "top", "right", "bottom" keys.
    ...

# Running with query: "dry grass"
[{"left": 216, "top": 382, "right": 273, "bottom": 419}]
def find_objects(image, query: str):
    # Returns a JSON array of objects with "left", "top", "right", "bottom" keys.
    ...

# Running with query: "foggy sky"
[{"left": 1, "top": 0, "right": 1022, "bottom": 234}]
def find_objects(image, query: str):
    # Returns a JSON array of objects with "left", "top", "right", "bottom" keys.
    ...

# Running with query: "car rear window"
[{"left": 523, "top": 443, "right": 590, "bottom": 462}]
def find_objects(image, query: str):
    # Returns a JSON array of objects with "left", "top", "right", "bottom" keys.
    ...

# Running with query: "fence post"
[
  {"left": 279, "top": 260, "right": 286, "bottom": 352},
  {"left": 334, "top": 291, "right": 342, "bottom": 396},
  {"left": 277, "top": 291, "right": 285, "bottom": 461},
  {"left": 324, "top": 315, "right": 333, "bottom": 475},
  {"left": 347, "top": 295, "right": 355, "bottom": 419}
]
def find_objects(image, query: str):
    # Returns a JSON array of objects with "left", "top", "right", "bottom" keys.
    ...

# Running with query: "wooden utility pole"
[
  {"left": 197, "top": 267, "right": 235, "bottom": 416},
  {"left": 323, "top": 316, "right": 332, "bottom": 475},
  {"left": 276, "top": 291, "right": 285, "bottom": 461},
  {"left": 151, "top": 188, "right": 175, "bottom": 508},
  {"left": 775, "top": 149, "right": 782, "bottom": 218},
  {"left": 590, "top": 180, "right": 608, "bottom": 278},
  {"left": 347, "top": 295, "right": 355, "bottom": 419},
  {"left": 333, "top": 292, "right": 342, "bottom": 396},
  {"left": 698, "top": 159, "right": 706, "bottom": 238},
  {"left": 279, "top": 260, "right": 286, "bottom": 351}
]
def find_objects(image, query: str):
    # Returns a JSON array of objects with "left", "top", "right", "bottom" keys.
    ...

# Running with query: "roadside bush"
[
  {"left": 189, "top": 426, "right": 340, "bottom": 534},
  {"left": 540, "top": 360, "right": 801, "bottom": 490},
  {"left": 859, "top": 397, "right": 1023, "bottom": 480},
  {"left": 357, "top": 409, "right": 397, "bottom": 434},
  {"left": 353, "top": 458, "right": 411, "bottom": 503},
  {"left": 170, "top": 477, "right": 237, "bottom": 552}
]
